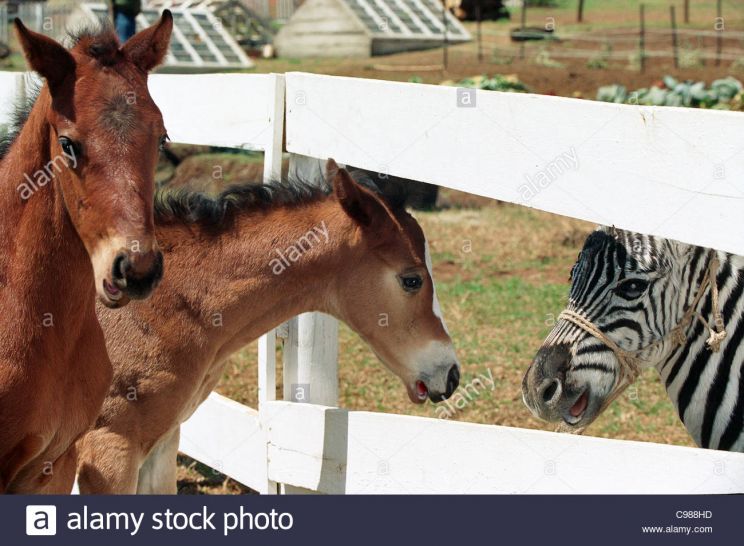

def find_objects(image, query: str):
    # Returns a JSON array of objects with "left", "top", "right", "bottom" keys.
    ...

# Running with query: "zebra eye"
[{"left": 616, "top": 279, "right": 649, "bottom": 299}]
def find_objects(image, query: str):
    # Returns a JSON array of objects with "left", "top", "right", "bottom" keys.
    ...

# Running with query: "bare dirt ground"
[{"left": 253, "top": 44, "right": 743, "bottom": 97}]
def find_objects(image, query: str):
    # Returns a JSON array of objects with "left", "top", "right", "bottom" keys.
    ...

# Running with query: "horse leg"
[
  {"left": 137, "top": 427, "right": 180, "bottom": 494},
  {"left": 76, "top": 430, "right": 141, "bottom": 494}
]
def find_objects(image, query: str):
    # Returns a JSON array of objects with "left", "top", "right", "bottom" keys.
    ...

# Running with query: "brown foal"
[
  {"left": 0, "top": 15, "right": 172, "bottom": 492},
  {"left": 77, "top": 161, "right": 460, "bottom": 493}
]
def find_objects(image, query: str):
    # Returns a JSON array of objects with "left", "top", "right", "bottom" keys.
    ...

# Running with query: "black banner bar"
[{"left": 2, "top": 495, "right": 737, "bottom": 545}]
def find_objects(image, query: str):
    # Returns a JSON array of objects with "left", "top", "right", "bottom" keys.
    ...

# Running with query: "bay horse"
[
  {"left": 0, "top": 15, "right": 172, "bottom": 493},
  {"left": 76, "top": 161, "right": 460, "bottom": 493}
]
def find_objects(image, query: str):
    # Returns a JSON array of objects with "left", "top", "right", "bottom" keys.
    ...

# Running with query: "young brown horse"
[
  {"left": 0, "top": 16, "right": 172, "bottom": 493},
  {"left": 77, "top": 161, "right": 460, "bottom": 493}
]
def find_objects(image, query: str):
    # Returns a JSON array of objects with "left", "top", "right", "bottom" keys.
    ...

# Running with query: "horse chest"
[{"left": 0, "top": 316, "right": 111, "bottom": 492}]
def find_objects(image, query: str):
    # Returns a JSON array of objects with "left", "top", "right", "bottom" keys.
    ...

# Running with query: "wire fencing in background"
[
  {"left": 458, "top": 1, "right": 744, "bottom": 71},
  {"left": 450, "top": 24, "right": 744, "bottom": 72}
]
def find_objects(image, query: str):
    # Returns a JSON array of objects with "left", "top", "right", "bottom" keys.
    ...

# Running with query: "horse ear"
[
  {"left": 14, "top": 19, "right": 74, "bottom": 94},
  {"left": 122, "top": 10, "right": 173, "bottom": 71},
  {"left": 328, "top": 159, "right": 390, "bottom": 229}
]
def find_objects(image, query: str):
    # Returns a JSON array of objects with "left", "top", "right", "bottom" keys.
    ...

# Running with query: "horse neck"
[
  {"left": 0, "top": 92, "right": 93, "bottom": 338},
  {"left": 655, "top": 251, "right": 744, "bottom": 449},
  {"left": 157, "top": 199, "right": 355, "bottom": 360}
]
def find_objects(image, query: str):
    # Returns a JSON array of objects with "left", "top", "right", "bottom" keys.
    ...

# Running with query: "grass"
[{"left": 215, "top": 193, "right": 694, "bottom": 448}]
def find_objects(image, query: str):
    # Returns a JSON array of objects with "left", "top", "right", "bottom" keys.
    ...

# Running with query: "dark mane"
[
  {"left": 154, "top": 179, "right": 328, "bottom": 229},
  {"left": 574, "top": 226, "right": 671, "bottom": 278},
  {"left": 154, "top": 170, "right": 407, "bottom": 232}
]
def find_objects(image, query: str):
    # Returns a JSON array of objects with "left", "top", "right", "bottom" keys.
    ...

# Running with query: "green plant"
[
  {"left": 626, "top": 51, "right": 642, "bottom": 71},
  {"left": 454, "top": 74, "right": 530, "bottom": 93},
  {"left": 678, "top": 43, "right": 704, "bottom": 69},
  {"left": 731, "top": 57, "right": 744, "bottom": 73},
  {"left": 586, "top": 57, "right": 608, "bottom": 70},
  {"left": 587, "top": 42, "right": 612, "bottom": 70},
  {"left": 597, "top": 76, "right": 743, "bottom": 109}
]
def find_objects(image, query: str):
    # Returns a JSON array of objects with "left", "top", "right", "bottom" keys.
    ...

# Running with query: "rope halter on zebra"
[{"left": 556, "top": 251, "right": 727, "bottom": 435}]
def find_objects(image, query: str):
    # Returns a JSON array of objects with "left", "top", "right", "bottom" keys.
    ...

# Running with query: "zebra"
[{"left": 522, "top": 226, "right": 744, "bottom": 451}]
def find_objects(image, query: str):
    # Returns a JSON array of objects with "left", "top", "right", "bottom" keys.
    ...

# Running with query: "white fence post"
[
  {"left": 263, "top": 74, "right": 286, "bottom": 183},
  {"left": 283, "top": 312, "right": 339, "bottom": 406},
  {"left": 256, "top": 74, "right": 285, "bottom": 410},
  {"left": 282, "top": 153, "right": 340, "bottom": 408},
  {"left": 256, "top": 74, "right": 286, "bottom": 495},
  {"left": 275, "top": 154, "right": 340, "bottom": 495},
  {"left": 258, "top": 330, "right": 277, "bottom": 494}
]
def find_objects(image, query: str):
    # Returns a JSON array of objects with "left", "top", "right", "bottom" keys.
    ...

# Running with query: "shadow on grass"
[{"left": 176, "top": 454, "right": 258, "bottom": 495}]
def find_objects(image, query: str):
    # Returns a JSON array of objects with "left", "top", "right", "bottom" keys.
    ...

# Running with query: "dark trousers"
[{"left": 114, "top": 9, "right": 137, "bottom": 43}]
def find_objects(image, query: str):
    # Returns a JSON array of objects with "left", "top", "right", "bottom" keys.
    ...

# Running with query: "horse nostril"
[
  {"left": 114, "top": 250, "right": 163, "bottom": 300},
  {"left": 111, "top": 252, "right": 129, "bottom": 283},
  {"left": 540, "top": 378, "right": 562, "bottom": 406},
  {"left": 445, "top": 365, "right": 460, "bottom": 397}
]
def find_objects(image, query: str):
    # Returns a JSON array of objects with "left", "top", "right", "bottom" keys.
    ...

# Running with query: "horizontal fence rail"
[
  {"left": 285, "top": 72, "right": 744, "bottom": 256},
  {"left": 179, "top": 394, "right": 267, "bottom": 494},
  {"left": 263, "top": 401, "right": 744, "bottom": 494},
  {"left": 0, "top": 72, "right": 22, "bottom": 123},
  {"left": 2, "top": 70, "right": 744, "bottom": 494},
  {"left": 149, "top": 73, "right": 284, "bottom": 153}
]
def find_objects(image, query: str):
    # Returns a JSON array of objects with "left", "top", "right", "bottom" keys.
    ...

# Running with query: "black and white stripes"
[{"left": 523, "top": 226, "right": 744, "bottom": 451}]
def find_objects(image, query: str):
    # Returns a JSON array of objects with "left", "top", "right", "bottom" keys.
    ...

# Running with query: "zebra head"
[{"left": 523, "top": 226, "right": 686, "bottom": 429}]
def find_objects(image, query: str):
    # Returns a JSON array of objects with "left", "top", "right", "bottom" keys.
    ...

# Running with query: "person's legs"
[{"left": 114, "top": 10, "right": 137, "bottom": 43}]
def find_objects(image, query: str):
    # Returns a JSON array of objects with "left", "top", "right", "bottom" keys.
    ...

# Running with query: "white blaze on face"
[{"left": 424, "top": 238, "right": 450, "bottom": 335}]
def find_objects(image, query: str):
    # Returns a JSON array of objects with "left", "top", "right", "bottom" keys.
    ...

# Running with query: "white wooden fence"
[{"left": 2, "top": 70, "right": 744, "bottom": 494}]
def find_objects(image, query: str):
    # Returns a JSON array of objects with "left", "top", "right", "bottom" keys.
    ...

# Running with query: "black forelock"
[{"left": 67, "top": 22, "right": 121, "bottom": 63}]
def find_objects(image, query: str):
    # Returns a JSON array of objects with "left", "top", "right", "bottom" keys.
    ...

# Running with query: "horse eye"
[
  {"left": 399, "top": 274, "right": 423, "bottom": 293},
  {"left": 158, "top": 134, "right": 169, "bottom": 151},
  {"left": 58, "top": 137, "right": 76, "bottom": 158},
  {"left": 616, "top": 279, "right": 649, "bottom": 299}
]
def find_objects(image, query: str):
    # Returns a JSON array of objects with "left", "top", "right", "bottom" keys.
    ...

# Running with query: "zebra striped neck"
[{"left": 656, "top": 250, "right": 744, "bottom": 451}]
